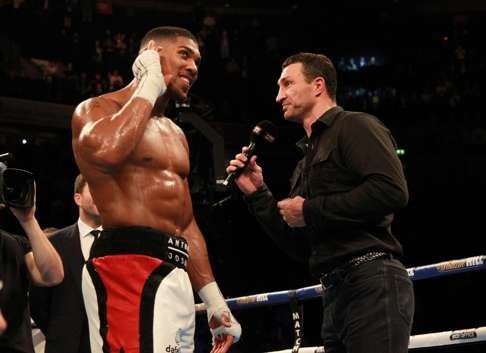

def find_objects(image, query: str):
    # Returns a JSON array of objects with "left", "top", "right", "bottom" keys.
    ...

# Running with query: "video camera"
[{"left": 0, "top": 153, "right": 35, "bottom": 208}]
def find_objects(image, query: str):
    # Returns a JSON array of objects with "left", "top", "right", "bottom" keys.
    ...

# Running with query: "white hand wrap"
[
  {"left": 198, "top": 281, "right": 242, "bottom": 343},
  {"left": 131, "top": 50, "right": 166, "bottom": 106}
]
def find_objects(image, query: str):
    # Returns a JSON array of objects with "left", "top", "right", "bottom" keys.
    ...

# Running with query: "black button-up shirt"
[{"left": 246, "top": 106, "right": 408, "bottom": 276}]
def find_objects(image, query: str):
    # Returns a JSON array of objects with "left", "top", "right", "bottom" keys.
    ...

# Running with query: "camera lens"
[{"left": 1, "top": 168, "right": 35, "bottom": 208}]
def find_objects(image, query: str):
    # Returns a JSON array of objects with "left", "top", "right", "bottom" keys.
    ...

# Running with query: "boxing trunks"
[{"left": 82, "top": 226, "right": 194, "bottom": 353}]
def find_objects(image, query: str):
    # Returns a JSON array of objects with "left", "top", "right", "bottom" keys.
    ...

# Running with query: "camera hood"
[{"left": 0, "top": 168, "right": 35, "bottom": 208}]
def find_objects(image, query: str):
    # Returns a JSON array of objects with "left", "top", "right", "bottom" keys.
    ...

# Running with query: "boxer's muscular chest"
[{"left": 132, "top": 117, "right": 190, "bottom": 178}]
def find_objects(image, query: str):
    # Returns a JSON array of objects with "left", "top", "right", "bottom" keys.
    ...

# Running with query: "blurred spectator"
[{"left": 29, "top": 174, "right": 102, "bottom": 353}]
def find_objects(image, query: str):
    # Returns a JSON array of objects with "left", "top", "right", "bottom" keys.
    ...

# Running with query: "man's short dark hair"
[
  {"left": 74, "top": 174, "right": 86, "bottom": 194},
  {"left": 282, "top": 52, "right": 337, "bottom": 101},
  {"left": 139, "top": 26, "right": 197, "bottom": 51}
]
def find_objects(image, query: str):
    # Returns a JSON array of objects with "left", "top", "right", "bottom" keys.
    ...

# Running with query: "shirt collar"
[
  {"left": 296, "top": 106, "right": 343, "bottom": 152},
  {"left": 77, "top": 218, "right": 102, "bottom": 238},
  {"left": 315, "top": 105, "right": 343, "bottom": 128}
]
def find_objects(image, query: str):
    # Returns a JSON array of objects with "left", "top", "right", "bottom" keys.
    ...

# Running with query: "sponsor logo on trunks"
[
  {"left": 165, "top": 345, "right": 180, "bottom": 353},
  {"left": 168, "top": 237, "right": 189, "bottom": 252},
  {"left": 450, "top": 330, "right": 477, "bottom": 341},
  {"left": 168, "top": 236, "right": 189, "bottom": 267},
  {"left": 165, "top": 329, "right": 182, "bottom": 353},
  {"left": 167, "top": 251, "right": 187, "bottom": 267}
]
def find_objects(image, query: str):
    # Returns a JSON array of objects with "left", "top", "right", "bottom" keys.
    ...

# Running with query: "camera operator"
[
  {"left": 0, "top": 281, "right": 6, "bottom": 334},
  {"left": 0, "top": 183, "right": 64, "bottom": 352}
]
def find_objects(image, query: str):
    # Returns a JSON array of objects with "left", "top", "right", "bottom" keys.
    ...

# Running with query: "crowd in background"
[
  {"left": 1, "top": 2, "right": 484, "bottom": 129},
  {"left": 1, "top": 1, "right": 486, "bottom": 352}
]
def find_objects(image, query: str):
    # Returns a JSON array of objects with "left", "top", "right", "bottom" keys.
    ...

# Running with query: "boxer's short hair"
[{"left": 139, "top": 26, "right": 197, "bottom": 51}]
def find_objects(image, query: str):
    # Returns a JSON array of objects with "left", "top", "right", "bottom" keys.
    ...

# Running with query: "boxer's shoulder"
[{"left": 73, "top": 95, "right": 120, "bottom": 124}]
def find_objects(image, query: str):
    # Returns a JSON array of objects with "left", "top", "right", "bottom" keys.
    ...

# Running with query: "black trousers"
[{"left": 321, "top": 257, "right": 415, "bottom": 353}]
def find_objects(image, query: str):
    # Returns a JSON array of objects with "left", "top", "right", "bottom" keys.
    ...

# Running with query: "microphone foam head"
[{"left": 252, "top": 120, "right": 277, "bottom": 143}]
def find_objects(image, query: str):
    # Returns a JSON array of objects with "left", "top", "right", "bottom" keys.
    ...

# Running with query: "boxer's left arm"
[{"left": 181, "top": 183, "right": 241, "bottom": 351}]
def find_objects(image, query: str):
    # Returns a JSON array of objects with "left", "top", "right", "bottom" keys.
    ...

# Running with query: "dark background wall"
[{"left": 1, "top": 1, "right": 485, "bottom": 352}]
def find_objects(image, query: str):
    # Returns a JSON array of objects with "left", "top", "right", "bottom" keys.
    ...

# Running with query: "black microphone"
[{"left": 222, "top": 120, "right": 277, "bottom": 187}]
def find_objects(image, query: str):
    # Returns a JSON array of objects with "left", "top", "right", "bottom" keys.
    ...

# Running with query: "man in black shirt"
[
  {"left": 227, "top": 52, "right": 414, "bottom": 353},
  {"left": 0, "top": 194, "right": 64, "bottom": 352}
]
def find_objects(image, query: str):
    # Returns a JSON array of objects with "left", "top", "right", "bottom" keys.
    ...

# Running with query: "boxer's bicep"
[
  {"left": 72, "top": 98, "right": 114, "bottom": 152},
  {"left": 73, "top": 97, "right": 146, "bottom": 170},
  {"left": 72, "top": 99, "right": 113, "bottom": 169}
]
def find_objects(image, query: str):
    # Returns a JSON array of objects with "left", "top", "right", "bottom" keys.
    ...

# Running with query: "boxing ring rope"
[
  {"left": 195, "top": 255, "right": 486, "bottom": 311},
  {"left": 265, "top": 327, "right": 486, "bottom": 352},
  {"left": 195, "top": 255, "right": 486, "bottom": 352}
]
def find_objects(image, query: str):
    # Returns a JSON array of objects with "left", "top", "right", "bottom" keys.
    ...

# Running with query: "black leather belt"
[{"left": 320, "top": 252, "right": 390, "bottom": 290}]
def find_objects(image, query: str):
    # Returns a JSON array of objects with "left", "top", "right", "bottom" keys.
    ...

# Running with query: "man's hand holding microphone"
[{"left": 226, "top": 122, "right": 306, "bottom": 228}]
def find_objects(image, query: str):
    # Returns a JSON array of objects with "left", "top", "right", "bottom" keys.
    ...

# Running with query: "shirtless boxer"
[{"left": 72, "top": 26, "right": 241, "bottom": 353}]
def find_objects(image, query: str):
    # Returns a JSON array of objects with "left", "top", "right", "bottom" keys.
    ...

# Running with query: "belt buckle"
[{"left": 320, "top": 269, "right": 343, "bottom": 290}]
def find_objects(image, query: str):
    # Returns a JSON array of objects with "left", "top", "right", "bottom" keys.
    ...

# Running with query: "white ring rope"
[
  {"left": 195, "top": 255, "right": 486, "bottom": 312},
  {"left": 264, "top": 326, "right": 486, "bottom": 352}
]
